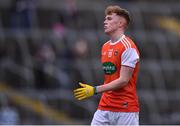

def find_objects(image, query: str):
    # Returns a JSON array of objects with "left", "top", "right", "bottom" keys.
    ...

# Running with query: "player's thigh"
[
  {"left": 91, "top": 110, "right": 110, "bottom": 125},
  {"left": 116, "top": 112, "right": 139, "bottom": 125}
]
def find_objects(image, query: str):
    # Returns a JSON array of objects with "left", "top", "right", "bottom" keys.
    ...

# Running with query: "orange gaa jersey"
[{"left": 98, "top": 35, "right": 140, "bottom": 112}]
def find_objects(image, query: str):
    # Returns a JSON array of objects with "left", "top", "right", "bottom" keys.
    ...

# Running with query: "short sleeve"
[{"left": 121, "top": 48, "right": 140, "bottom": 68}]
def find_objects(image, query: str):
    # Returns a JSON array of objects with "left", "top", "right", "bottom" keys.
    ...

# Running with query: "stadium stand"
[{"left": 0, "top": 0, "right": 180, "bottom": 124}]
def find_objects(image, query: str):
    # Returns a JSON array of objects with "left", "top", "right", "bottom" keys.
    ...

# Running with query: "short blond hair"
[{"left": 105, "top": 5, "right": 130, "bottom": 25}]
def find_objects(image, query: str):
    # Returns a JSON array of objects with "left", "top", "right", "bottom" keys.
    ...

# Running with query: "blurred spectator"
[
  {"left": 9, "top": 0, "right": 37, "bottom": 31},
  {"left": 0, "top": 106, "right": 20, "bottom": 125},
  {"left": 35, "top": 42, "right": 56, "bottom": 64},
  {"left": 34, "top": 42, "right": 57, "bottom": 89},
  {"left": 51, "top": 0, "right": 77, "bottom": 37},
  {"left": 51, "top": 11, "right": 65, "bottom": 39},
  {"left": 52, "top": 22, "right": 65, "bottom": 39},
  {"left": 71, "top": 38, "right": 94, "bottom": 87},
  {"left": 65, "top": 0, "right": 77, "bottom": 17},
  {"left": 34, "top": 41, "right": 72, "bottom": 89},
  {"left": 74, "top": 38, "right": 89, "bottom": 60},
  {"left": 0, "top": 96, "right": 20, "bottom": 125}
]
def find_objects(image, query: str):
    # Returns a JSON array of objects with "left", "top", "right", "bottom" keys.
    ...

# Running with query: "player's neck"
[{"left": 110, "top": 31, "right": 124, "bottom": 43}]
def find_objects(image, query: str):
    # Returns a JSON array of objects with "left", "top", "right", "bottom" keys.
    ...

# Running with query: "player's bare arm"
[
  {"left": 73, "top": 65, "right": 134, "bottom": 100},
  {"left": 96, "top": 65, "right": 134, "bottom": 93}
]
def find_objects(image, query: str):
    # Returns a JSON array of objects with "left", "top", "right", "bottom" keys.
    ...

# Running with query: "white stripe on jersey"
[
  {"left": 121, "top": 40, "right": 128, "bottom": 49},
  {"left": 125, "top": 37, "right": 132, "bottom": 48},
  {"left": 121, "top": 37, "right": 131, "bottom": 49}
]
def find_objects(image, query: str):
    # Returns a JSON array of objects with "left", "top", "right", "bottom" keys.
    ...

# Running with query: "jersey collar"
[{"left": 109, "top": 35, "right": 125, "bottom": 45}]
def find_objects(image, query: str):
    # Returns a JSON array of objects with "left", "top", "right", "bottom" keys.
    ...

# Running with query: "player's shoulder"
[
  {"left": 103, "top": 40, "right": 110, "bottom": 45},
  {"left": 122, "top": 35, "right": 137, "bottom": 49},
  {"left": 123, "top": 35, "right": 140, "bottom": 55},
  {"left": 102, "top": 40, "right": 110, "bottom": 48}
]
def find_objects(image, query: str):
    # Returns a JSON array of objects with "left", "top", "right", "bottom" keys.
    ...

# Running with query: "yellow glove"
[{"left": 74, "top": 82, "right": 97, "bottom": 100}]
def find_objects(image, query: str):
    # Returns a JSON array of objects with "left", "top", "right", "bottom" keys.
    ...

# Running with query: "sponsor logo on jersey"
[{"left": 102, "top": 62, "right": 117, "bottom": 75}]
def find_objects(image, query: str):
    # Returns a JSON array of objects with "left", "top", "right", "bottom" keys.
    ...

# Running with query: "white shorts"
[{"left": 91, "top": 110, "right": 139, "bottom": 125}]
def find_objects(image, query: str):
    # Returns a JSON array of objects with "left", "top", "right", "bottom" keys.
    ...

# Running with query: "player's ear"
[
  {"left": 118, "top": 20, "right": 123, "bottom": 28},
  {"left": 119, "top": 18, "right": 127, "bottom": 28}
]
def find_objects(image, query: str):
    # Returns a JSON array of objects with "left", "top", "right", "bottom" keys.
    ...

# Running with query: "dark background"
[{"left": 0, "top": 0, "right": 180, "bottom": 124}]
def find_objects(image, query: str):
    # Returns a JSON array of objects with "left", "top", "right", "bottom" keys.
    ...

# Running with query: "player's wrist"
[{"left": 94, "top": 86, "right": 98, "bottom": 95}]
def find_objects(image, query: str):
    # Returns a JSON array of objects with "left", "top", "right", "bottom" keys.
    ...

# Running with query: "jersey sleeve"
[{"left": 121, "top": 48, "right": 140, "bottom": 68}]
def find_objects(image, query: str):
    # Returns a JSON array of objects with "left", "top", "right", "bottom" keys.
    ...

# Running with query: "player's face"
[{"left": 104, "top": 13, "right": 121, "bottom": 34}]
